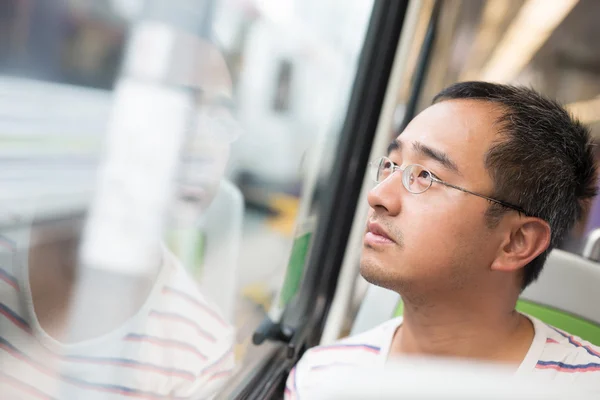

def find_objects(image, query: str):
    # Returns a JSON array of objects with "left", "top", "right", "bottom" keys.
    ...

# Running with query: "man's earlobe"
[{"left": 491, "top": 218, "right": 551, "bottom": 273}]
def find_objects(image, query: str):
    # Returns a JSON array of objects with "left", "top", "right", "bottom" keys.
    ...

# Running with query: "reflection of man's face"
[
  {"left": 171, "top": 39, "right": 237, "bottom": 221},
  {"left": 177, "top": 97, "right": 238, "bottom": 217}
]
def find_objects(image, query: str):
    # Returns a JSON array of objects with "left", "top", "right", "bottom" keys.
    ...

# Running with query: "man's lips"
[{"left": 365, "top": 221, "right": 395, "bottom": 245}]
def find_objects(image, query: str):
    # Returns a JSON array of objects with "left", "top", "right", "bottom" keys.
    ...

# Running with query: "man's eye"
[
  {"left": 418, "top": 170, "right": 431, "bottom": 179},
  {"left": 424, "top": 170, "right": 441, "bottom": 180}
]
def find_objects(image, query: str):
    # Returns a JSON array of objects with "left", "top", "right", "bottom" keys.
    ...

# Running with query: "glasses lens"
[
  {"left": 402, "top": 165, "right": 433, "bottom": 194},
  {"left": 368, "top": 160, "right": 381, "bottom": 182},
  {"left": 376, "top": 157, "right": 395, "bottom": 182}
]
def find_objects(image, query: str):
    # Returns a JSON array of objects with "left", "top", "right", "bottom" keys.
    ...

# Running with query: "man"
[
  {"left": 285, "top": 81, "right": 600, "bottom": 398},
  {"left": 0, "top": 32, "right": 237, "bottom": 399}
]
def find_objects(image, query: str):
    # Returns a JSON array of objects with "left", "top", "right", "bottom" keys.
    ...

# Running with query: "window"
[{"left": 0, "top": 0, "right": 374, "bottom": 398}]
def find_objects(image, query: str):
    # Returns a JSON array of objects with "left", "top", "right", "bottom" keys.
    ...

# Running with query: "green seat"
[
  {"left": 516, "top": 300, "right": 600, "bottom": 345},
  {"left": 355, "top": 249, "right": 600, "bottom": 346}
]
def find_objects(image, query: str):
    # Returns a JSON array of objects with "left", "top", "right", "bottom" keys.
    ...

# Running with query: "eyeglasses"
[{"left": 369, "top": 156, "right": 528, "bottom": 215}]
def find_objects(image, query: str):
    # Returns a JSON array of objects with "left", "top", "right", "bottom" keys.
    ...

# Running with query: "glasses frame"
[{"left": 370, "top": 156, "right": 529, "bottom": 216}]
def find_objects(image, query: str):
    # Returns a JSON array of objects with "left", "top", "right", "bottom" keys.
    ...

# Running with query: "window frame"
[{"left": 229, "top": 1, "right": 412, "bottom": 398}]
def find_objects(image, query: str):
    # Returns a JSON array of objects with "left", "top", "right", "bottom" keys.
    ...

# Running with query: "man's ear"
[{"left": 491, "top": 218, "right": 551, "bottom": 273}]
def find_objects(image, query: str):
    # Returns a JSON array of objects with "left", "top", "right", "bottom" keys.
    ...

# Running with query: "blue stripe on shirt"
[
  {"left": 0, "top": 268, "right": 19, "bottom": 290},
  {"left": 0, "top": 303, "right": 31, "bottom": 332},
  {"left": 537, "top": 360, "right": 600, "bottom": 372},
  {"left": 124, "top": 333, "right": 208, "bottom": 360},
  {"left": 161, "top": 286, "right": 228, "bottom": 327},
  {"left": 548, "top": 326, "right": 600, "bottom": 361},
  {"left": 148, "top": 310, "right": 216, "bottom": 342},
  {"left": 64, "top": 355, "right": 196, "bottom": 381}
]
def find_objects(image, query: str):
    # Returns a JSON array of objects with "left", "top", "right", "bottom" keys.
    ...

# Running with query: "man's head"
[
  {"left": 170, "top": 36, "right": 240, "bottom": 222},
  {"left": 360, "top": 81, "right": 597, "bottom": 304}
]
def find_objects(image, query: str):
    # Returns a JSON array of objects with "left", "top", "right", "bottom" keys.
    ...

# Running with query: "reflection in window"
[{"left": 0, "top": 0, "right": 375, "bottom": 397}]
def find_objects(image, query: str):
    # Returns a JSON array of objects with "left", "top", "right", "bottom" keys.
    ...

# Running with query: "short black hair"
[{"left": 433, "top": 81, "right": 597, "bottom": 289}]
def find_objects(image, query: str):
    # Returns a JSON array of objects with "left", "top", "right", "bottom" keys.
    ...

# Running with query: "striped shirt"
[
  {"left": 0, "top": 238, "right": 234, "bottom": 399},
  {"left": 285, "top": 316, "right": 600, "bottom": 398}
]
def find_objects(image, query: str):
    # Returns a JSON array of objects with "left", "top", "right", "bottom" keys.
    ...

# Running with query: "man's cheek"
[{"left": 171, "top": 141, "right": 230, "bottom": 221}]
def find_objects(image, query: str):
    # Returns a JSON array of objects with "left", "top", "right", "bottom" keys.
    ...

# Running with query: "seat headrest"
[{"left": 521, "top": 249, "right": 600, "bottom": 324}]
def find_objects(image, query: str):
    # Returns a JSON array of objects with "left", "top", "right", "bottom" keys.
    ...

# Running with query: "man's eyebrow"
[
  {"left": 387, "top": 139, "right": 401, "bottom": 155},
  {"left": 413, "top": 141, "right": 461, "bottom": 175}
]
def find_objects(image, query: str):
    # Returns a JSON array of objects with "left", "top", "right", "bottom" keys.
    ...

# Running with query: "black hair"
[{"left": 433, "top": 81, "right": 597, "bottom": 289}]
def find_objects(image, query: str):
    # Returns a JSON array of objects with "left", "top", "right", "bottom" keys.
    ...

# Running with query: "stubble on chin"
[{"left": 359, "top": 256, "right": 429, "bottom": 309}]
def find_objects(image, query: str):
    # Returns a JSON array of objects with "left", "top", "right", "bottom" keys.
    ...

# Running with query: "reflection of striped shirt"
[
  {"left": 285, "top": 316, "right": 600, "bottom": 398},
  {"left": 0, "top": 243, "right": 234, "bottom": 399}
]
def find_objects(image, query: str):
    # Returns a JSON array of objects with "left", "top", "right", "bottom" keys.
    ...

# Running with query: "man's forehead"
[
  {"left": 169, "top": 35, "right": 233, "bottom": 98},
  {"left": 397, "top": 100, "right": 502, "bottom": 157}
]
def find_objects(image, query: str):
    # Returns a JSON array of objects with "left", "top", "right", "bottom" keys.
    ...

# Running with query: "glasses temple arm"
[{"left": 433, "top": 178, "right": 528, "bottom": 215}]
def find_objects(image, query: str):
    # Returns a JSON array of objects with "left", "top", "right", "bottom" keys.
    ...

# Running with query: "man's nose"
[{"left": 367, "top": 174, "right": 403, "bottom": 216}]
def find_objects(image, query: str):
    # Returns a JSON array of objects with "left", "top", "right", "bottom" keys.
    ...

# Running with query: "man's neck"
[{"left": 390, "top": 296, "right": 534, "bottom": 365}]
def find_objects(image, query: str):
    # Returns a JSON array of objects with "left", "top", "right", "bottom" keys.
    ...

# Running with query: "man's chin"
[{"left": 359, "top": 258, "right": 400, "bottom": 292}]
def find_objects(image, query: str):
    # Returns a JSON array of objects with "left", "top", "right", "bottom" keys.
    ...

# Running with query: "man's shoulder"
[
  {"left": 533, "top": 321, "right": 600, "bottom": 381},
  {"left": 150, "top": 256, "right": 235, "bottom": 343},
  {"left": 285, "top": 318, "right": 401, "bottom": 397},
  {"left": 118, "top": 250, "right": 236, "bottom": 397},
  {"left": 133, "top": 249, "right": 235, "bottom": 370},
  {"left": 298, "top": 317, "right": 401, "bottom": 368}
]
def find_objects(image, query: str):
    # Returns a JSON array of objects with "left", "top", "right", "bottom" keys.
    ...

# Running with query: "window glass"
[{"left": 0, "top": 0, "right": 373, "bottom": 398}]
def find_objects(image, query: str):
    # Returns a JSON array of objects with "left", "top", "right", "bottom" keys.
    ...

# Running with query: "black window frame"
[{"left": 231, "top": 1, "right": 411, "bottom": 398}]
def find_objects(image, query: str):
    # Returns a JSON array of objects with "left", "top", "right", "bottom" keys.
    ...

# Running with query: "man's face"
[
  {"left": 176, "top": 97, "right": 237, "bottom": 219},
  {"left": 171, "top": 37, "right": 237, "bottom": 222},
  {"left": 360, "top": 99, "right": 508, "bottom": 298}
]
